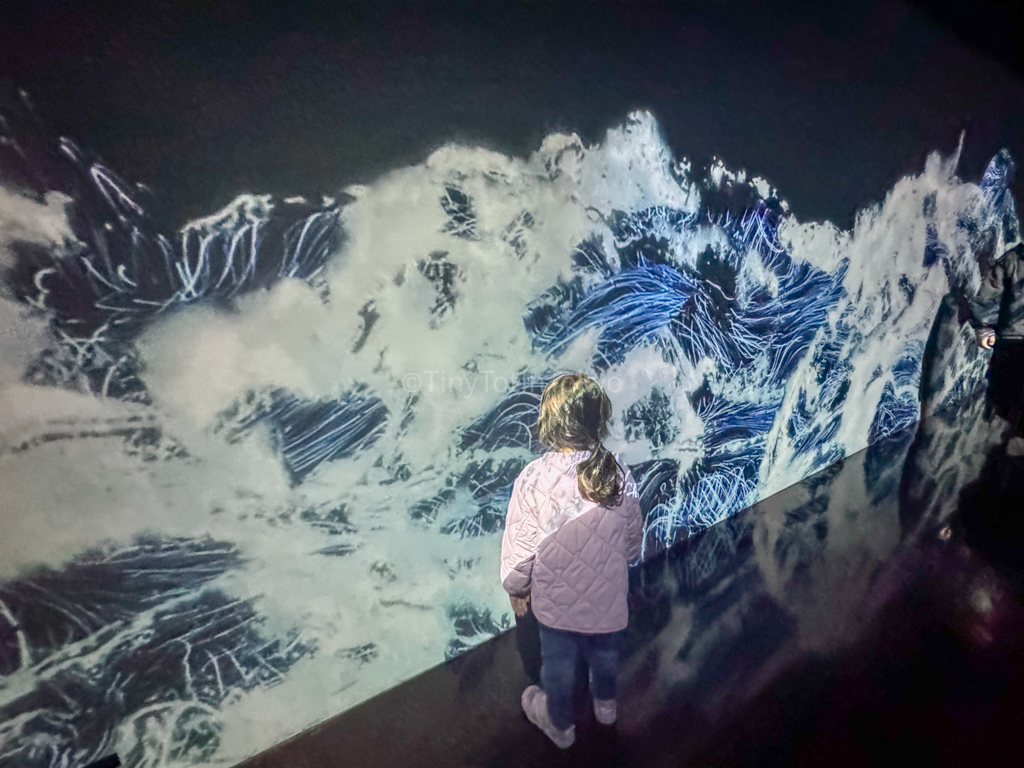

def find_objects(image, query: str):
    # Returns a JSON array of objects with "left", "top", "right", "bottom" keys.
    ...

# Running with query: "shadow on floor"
[{"left": 243, "top": 409, "right": 1024, "bottom": 767}]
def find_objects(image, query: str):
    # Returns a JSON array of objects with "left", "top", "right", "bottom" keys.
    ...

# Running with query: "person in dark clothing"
[{"left": 967, "top": 243, "right": 1024, "bottom": 434}]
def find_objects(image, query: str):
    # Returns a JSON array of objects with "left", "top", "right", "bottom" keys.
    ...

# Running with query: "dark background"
[{"left": 1, "top": 0, "right": 1022, "bottom": 228}]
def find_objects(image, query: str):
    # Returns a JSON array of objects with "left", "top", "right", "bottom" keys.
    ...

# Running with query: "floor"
[{"left": 242, "top": 401, "right": 1024, "bottom": 767}]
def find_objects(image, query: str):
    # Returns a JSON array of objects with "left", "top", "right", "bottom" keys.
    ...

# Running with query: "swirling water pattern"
[{"left": 0, "top": 102, "right": 1018, "bottom": 767}]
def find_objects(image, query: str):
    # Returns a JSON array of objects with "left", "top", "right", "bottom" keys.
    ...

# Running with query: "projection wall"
[{"left": 0, "top": 87, "right": 1020, "bottom": 768}]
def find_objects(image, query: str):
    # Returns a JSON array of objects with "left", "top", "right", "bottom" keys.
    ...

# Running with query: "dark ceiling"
[{"left": 1, "top": 0, "right": 1022, "bottom": 228}]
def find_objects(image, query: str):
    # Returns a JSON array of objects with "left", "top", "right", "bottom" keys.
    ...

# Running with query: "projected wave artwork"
[{"left": 0, "top": 102, "right": 1018, "bottom": 767}]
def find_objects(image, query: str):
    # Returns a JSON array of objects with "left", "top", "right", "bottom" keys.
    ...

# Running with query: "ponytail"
[{"left": 577, "top": 443, "right": 623, "bottom": 506}]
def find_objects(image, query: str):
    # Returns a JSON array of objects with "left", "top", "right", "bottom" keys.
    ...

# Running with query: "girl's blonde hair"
[{"left": 536, "top": 373, "right": 623, "bottom": 506}]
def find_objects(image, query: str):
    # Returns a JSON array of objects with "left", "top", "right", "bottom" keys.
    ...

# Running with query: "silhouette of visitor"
[{"left": 966, "top": 243, "right": 1024, "bottom": 437}]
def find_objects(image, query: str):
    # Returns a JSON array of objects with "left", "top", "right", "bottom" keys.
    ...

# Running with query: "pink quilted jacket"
[{"left": 500, "top": 451, "right": 643, "bottom": 633}]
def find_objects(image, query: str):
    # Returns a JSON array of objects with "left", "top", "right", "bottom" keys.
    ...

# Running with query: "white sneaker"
[
  {"left": 521, "top": 685, "right": 576, "bottom": 749},
  {"left": 593, "top": 698, "right": 617, "bottom": 726}
]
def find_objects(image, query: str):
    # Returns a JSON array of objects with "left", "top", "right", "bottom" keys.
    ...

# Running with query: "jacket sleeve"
[
  {"left": 622, "top": 471, "right": 644, "bottom": 563},
  {"left": 500, "top": 473, "right": 539, "bottom": 597},
  {"left": 1002, "top": 250, "right": 1024, "bottom": 337},
  {"left": 966, "top": 257, "right": 1009, "bottom": 330}
]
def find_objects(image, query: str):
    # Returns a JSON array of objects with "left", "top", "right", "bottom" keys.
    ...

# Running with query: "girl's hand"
[
  {"left": 977, "top": 328, "right": 997, "bottom": 349},
  {"left": 510, "top": 594, "right": 531, "bottom": 617}
]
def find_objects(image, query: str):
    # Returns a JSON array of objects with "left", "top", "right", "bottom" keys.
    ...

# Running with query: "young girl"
[{"left": 500, "top": 373, "right": 643, "bottom": 748}]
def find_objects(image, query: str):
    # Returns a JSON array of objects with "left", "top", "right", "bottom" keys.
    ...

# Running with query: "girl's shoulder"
[
  {"left": 516, "top": 453, "right": 556, "bottom": 483},
  {"left": 535, "top": 450, "right": 588, "bottom": 465},
  {"left": 517, "top": 451, "right": 581, "bottom": 487}
]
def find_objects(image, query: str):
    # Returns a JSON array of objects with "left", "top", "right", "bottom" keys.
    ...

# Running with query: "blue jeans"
[{"left": 538, "top": 623, "right": 621, "bottom": 730}]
